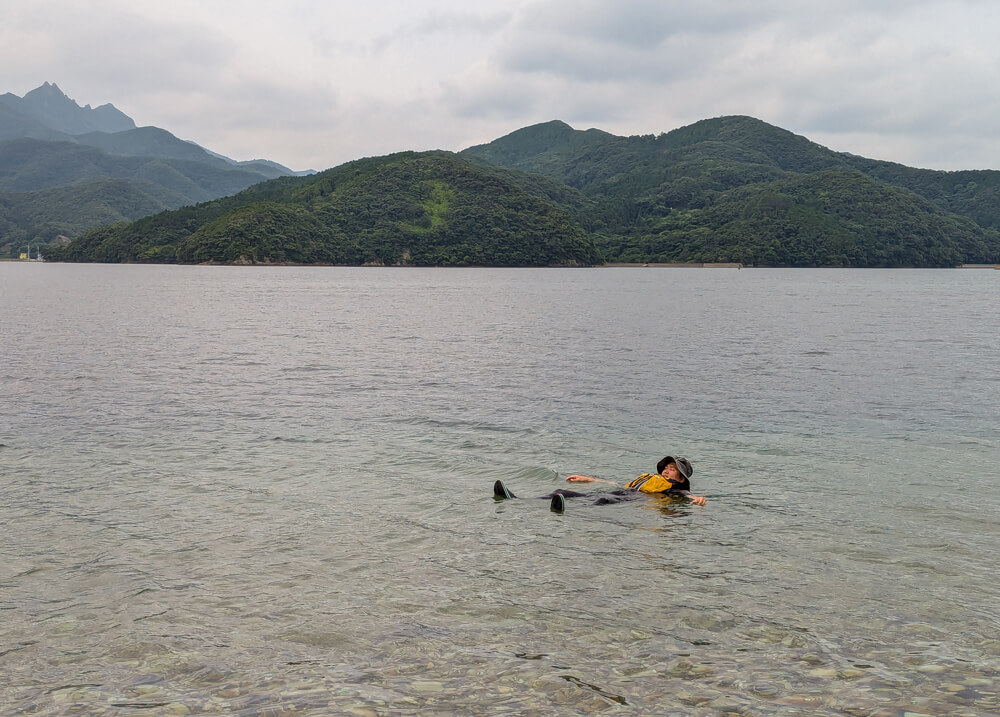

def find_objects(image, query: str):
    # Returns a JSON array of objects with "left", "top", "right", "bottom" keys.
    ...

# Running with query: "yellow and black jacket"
[{"left": 624, "top": 473, "right": 691, "bottom": 494}]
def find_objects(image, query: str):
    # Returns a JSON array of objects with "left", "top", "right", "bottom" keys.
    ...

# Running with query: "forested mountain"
[
  {"left": 45, "top": 152, "right": 601, "bottom": 266},
  {"left": 33, "top": 109, "right": 1000, "bottom": 267},
  {"left": 0, "top": 83, "right": 304, "bottom": 257},
  {"left": 462, "top": 117, "right": 1000, "bottom": 266},
  {"left": 0, "top": 179, "right": 171, "bottom": 248}
]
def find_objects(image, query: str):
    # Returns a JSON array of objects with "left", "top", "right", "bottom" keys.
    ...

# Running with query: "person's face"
[{"left": 661, "top": 462, "right": 681, "bottom": 480}]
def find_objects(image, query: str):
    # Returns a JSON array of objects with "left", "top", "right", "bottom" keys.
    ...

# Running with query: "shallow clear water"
[{"left": 1, "top": 264, "right": 997, "bottom": 715}]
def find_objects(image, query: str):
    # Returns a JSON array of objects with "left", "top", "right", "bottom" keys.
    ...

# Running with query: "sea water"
[{"left": 1, "top": 264, "right": 997, "bottom": 715}]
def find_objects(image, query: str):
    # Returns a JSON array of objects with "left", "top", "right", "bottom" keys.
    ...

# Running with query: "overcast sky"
[{"left": 3, "top": 0, "right": 999, "bottom": 172}]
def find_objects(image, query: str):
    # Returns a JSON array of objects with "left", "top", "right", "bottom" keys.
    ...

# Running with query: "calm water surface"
[{"left": 1, "top": 264, "right": 998, "bottom": 715}]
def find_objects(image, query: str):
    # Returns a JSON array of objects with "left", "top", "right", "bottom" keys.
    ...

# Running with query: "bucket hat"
[{"left": 657, "top": 455, "right": 693, "bottom": 480}]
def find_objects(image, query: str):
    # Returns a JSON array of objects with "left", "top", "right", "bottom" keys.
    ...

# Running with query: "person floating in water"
[{"left": 494, "top": 455, "right": 707, "bottom": 512}]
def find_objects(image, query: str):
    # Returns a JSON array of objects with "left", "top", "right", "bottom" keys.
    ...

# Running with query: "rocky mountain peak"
[{"left": 17, "top": 82, "right": 136, "bottom": 135}]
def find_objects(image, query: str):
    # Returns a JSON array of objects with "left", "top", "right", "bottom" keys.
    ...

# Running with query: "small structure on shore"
[{"left": 19, "top": 245, "right": 43, "bottom": 261}]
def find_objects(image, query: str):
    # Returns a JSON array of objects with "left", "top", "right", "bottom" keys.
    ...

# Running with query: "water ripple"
[{"left": 1, "top": 265, "right": 998, "bottom": 715}]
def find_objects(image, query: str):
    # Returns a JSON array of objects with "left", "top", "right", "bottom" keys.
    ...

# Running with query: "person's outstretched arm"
[
  {"left": 670, "top": 489, "right": 707, "bottom": 506},
  {"left": 565, "top": 474, "right": 619, "bottom": 485}
]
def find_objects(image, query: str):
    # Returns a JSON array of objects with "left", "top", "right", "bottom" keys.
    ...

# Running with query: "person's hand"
[
  {"left": 566, "top": 474, "right": 595, "bottom": 483},
  {"left": 691, "top": 495, "right": 706, "bottom": 506}
]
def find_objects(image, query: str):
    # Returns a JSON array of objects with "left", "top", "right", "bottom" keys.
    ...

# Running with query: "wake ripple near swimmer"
[
  {"left": 505, "top": 465, "right": 561, "bottom": 483},
  {"left": 383, "top": 415, "right": 539, "bottom": 436},
  {"left": 266, "top": 435, "right": 352, "bottom": 445},
  {"left": 278, "top": 364, "right": 340, "bottom": 374},
  {"left": 196, "top": 353, "right": 266, "bottom": 366}
]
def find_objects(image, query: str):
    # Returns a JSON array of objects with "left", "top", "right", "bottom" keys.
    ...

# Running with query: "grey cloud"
[
  {"left": 404, "top": 10, "right": 511, "bottom": 37},
  {"left": 517, "top": 0, "right": 775, "bottom": 50},
  {"left": 440, "top": 77, "right": 544, "bottom": 120},
  {"left": 439, "top": 0, "right": 1000, "bottom": 170},
  {"left": 6, "top": 0, "right": 1000, "bottom": 171},
  {"left": 13, "top": 6, "right": 232, "bottom": 101},
  {"left": 494, "top": 0, "right": 978, "bottom": 87},
  {"left": 497, "top": 1, "right": 765, "bottom": 83},
  {"left": 372, "top": 10, "right": 511, "bottom": 53},
  {"left": 498, "top": 26, "right": 728, "bottom": 85}
]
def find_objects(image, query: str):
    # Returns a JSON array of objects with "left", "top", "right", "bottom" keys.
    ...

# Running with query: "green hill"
[
  {"left": 462, "top": 116, "right": 1000, "bottom": 266},
  {"left": 0, "top": 138, "right": 287, "bottom": 256},
  {"left": 0, "top": 178, "right": 170, "bottom": 245},
  {"left": 0, "top": 83, "right": 304, "bottom": 257},
  {"left": 46, "top": 152, "right": 601, "bottom": 266},
  {"left": 462, "top": 120, "right": 616, "bottom": 175},
  {"left": 36, "top": 114, "right": 1000, "bottom": 267},
  {"left": 0, "top": 137, "right": 280, "bottom": 197},
  {"left": 623, "top": 171, "right": 991, "bottom": 266}
]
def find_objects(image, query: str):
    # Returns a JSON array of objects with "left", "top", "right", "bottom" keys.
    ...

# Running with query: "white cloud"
[{"left": 2, "top": 0, "right": 1000, "bottom": 170}]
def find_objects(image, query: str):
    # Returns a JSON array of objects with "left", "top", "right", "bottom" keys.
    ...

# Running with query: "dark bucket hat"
[{"left": 657, "top": 455, "right": 693, "bottom": 480}]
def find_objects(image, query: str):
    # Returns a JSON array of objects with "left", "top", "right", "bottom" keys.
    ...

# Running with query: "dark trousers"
[{"left": 541, "top": 488, "right": 639, "bottom": 505}]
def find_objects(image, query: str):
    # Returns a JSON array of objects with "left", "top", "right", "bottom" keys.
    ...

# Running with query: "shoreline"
[
  {"left": 602, "top": 262, "right": 743, "bottom": 268},
  {"left": 5, "top": 259, "right": 998, "bottom": 269}
]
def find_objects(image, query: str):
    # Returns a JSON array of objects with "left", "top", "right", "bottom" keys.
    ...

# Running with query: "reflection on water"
[{"left": 1, "top": 265, "right": 998, "bottom": 715}]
